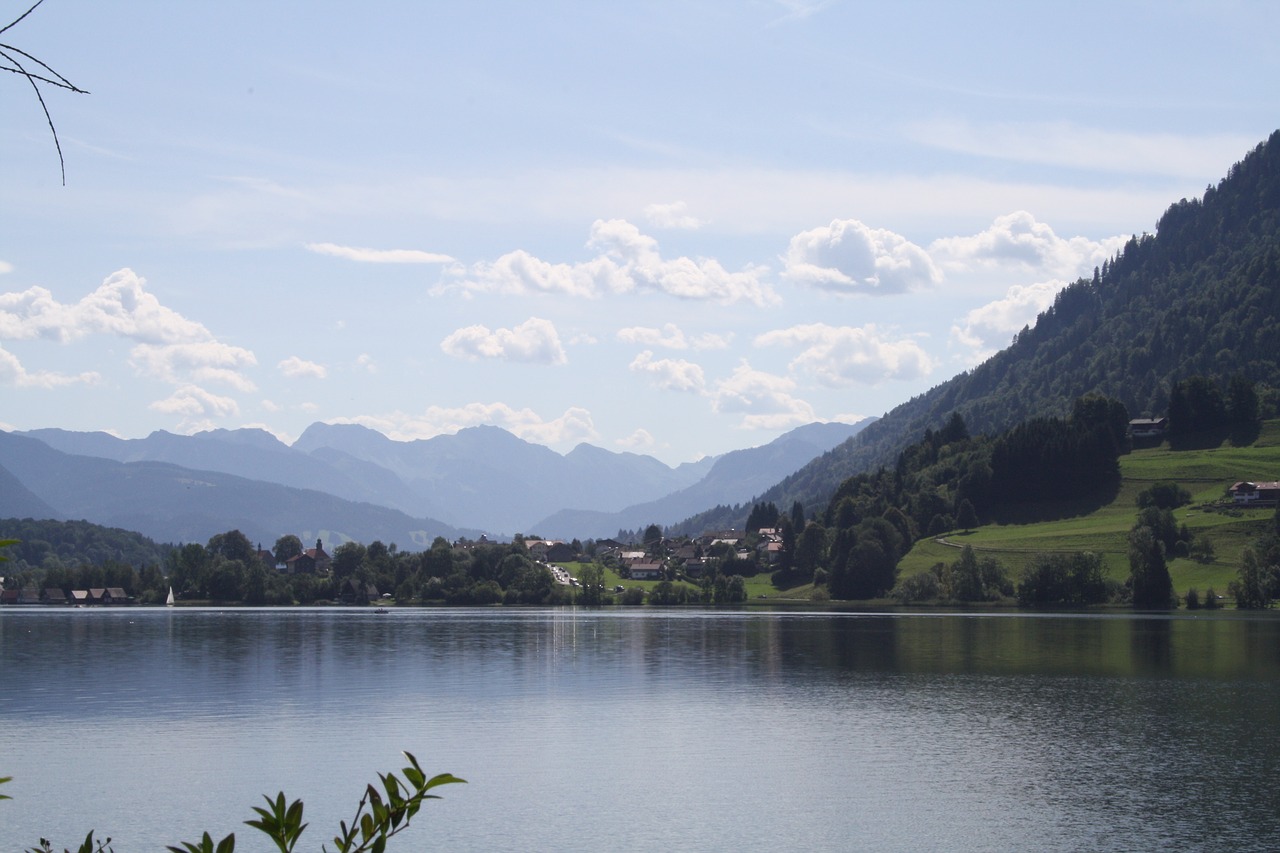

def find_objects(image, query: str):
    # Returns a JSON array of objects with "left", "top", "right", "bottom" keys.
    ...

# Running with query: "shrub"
[
  {"left": 1018, "top": 552, "right": 1108, "bottom": 607},
  {"left": 1136, "top": 481, "right": 1192, "bottom": 510},
  {"left": 891, "top": 570, "right": 940, "bottom": 604},
  {"left": 619, "top": 587, "right": 645, "bottom": 605}
]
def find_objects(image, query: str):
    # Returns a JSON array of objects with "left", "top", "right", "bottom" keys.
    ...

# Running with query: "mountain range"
[
  {"left": 7, "top": 128, "right": 1279, "bottom": 549},
  {"left": 0, "top": 418, "right": 870, "bottom": 546}
]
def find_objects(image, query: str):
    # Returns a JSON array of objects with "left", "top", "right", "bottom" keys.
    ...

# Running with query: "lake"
[{"left": 3, "top": 607, "right": 1280, "bottom": 852}]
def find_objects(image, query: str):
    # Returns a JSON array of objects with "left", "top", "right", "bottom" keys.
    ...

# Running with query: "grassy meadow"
[
  {"left": 897, "top": 421, "right": 1280, "bottom": 599},
  {"left": 553, "top": 422, "right": 1280, "bottom": 606}
]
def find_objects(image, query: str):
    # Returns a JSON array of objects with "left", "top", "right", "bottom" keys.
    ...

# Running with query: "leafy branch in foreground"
[
  {"left": 1, "top": 753, "right": 462, "bottom": 853},
  {"left": 1, "top": 0, "right": 90, "bottom": 184}
]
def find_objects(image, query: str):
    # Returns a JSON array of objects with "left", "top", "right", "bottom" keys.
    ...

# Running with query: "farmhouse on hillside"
[{"left": 1230, "top": 481, "right": 1280, "bottom": 505}]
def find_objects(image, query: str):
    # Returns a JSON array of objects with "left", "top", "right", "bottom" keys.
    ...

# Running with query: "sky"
[{"left": 1, "top": 1, "right": 1278, "bottom": 466}]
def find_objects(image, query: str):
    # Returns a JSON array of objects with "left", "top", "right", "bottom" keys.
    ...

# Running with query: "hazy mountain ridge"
[
  {"left": 22, "top": 427, "right": 426, "bottom": 515},
  {"left": 0, "top": 431, "right": 471, "bottom": 548},
  {"left": 292, "top": 422, "right": 715, "bottom": 532},
  {"left": 7, "top": 419, "right": 853, "bottom": 542},
  {"left": 535, "top": 420, "right": 872, "bottom": 538}
]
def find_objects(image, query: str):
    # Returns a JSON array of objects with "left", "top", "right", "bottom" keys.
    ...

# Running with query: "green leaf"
[
  {"left": 359, "top": 814, "right": 374, "bottom": 843},
  {"left": 423, "top": 773, "right": 466, "bottom": 792}
]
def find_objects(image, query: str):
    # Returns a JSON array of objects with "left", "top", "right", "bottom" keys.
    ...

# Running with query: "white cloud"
[
  {"left": 277, "top": 356, "right": 328, "bottom": 379},
  {"left": 440, "top": 317, "right": 568, "bottom": 365},
  {"left": 0, "top": 269, "right": 207, "bottom": 345},
  {"left": 519, "top": 406, "right": 598, "bottom": 446},
  {"left": 449, "top": 249, "right": 627, "bottom": 299},
  {"left": 332, "top": 403, "right": 599, "bottom": 447},
  {"left": 617, "top": 323, "right": 731, "bottom": 350},
  {"left": 711, "top": 361, "right": 815, "bottom": 430},
  {"left": 629, "top": 350, "right": 707, "bottom": 393},
  {"left": 643, "top": 201, "right": 706, "bottom": 230},
  {"left": 950, "top": 279, "right": 1067, "bottom": 363},
  {"left": 130, "top": 341, "right": 258, "bottom": 388},
  {"left": 1, "top": 273, "right": 211, "bottom": 345},
  {"left": 305, "top": 242, "right": 454, "bottom": 264},
  {"left": 443, "top": 220, "right": 777, "bottom": 307},
  {"left": 929, "top": 211, "right": 1125, "bottom": 280},
  {"left": 907, "top": 120, "right": 1259, "bottom": 179},
  {"left": 148, "top": 384, "right": 240, "bottom": 418},
  {"left": 756, "top": 323, "right": 936, "bottom": 386},
  {"left": 0, "top": 261, "right": 12, "bottom": 275},
  {"left": 783, "top": 219, "right": 941, "bottom": 295},
  {"left": 0, "top": 344, "right": 99, "bottom": 388},
  {"left": 0, "top": 269, "right": 259, "bottom": 407},
  {"left": 355, "top": 353, "right": 377, "bottom": 373},
  {"left": 615, "top": 428, "right": 656, "bottom": 450}
]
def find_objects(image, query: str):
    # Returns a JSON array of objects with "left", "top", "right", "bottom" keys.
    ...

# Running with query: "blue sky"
[{"left": 2, "top": 0, "right": 1277, "bottom": 465}]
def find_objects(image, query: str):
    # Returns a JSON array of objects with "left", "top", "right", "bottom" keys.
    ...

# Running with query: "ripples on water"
[{"left": 3, "top": 608, "right": 1279, "bottom": 852}]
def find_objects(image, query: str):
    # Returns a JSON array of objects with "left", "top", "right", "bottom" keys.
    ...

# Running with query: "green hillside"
[
  {"left": 898, "top": 421, "right": 1280, "bottom": 599},
  {"left": 675, "top": 128, "right": 1280, "bottom": 534}
]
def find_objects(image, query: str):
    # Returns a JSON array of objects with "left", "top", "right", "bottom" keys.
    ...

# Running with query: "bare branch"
[
  {"left": 0, "top": 46, "right": 66, "bottom": 183},
  {"left": 0, "top": 0, "right": 44, "bottom": 37},
  {"left": 0, "top": 41, "right": 88, "bottom": 91},
  {"left": 0, "top": 0, "right": 88, "bottom": 185}
]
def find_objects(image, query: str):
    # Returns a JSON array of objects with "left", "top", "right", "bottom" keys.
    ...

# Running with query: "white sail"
[{"left": 166, "top": 586, "right": 175, "bottom": 606}]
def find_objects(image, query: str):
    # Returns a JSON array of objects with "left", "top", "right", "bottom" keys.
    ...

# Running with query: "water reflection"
[{"left": 3, "top": 608, "right": 1280, "bottom": 852}]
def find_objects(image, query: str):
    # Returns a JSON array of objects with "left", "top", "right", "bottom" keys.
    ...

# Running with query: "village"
[{"left": 0, "top": 524, "right": 793, "bottom": 607}]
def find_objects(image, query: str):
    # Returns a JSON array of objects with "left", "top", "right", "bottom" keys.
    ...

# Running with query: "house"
[
  {"left": 286, "top": 539, "right": 332, "bottom": 574},
  {"left": 544, "top": 542, "right": 578, "bottom": 563},
  {"left": 42, "top": 588, "right": 67, "bottom": 605},
  {"left": 1230, "top": 481, "right": 1280, "bottom": 504},
  {"left": 69, "top": 589, "right": 90, "bottom": 606},
  {"left": 683, "top": 557, "right": 710, "bottom": 578},
  {"left": 1129, "top": 417, "right": 1169, "bottom": 439},
  {"left": 339, "top": 578, "right": 381, "bottom": 605},
  {"left": 672, "top": 544, "right": 699, "bottom": 562},
  {"left": 629, "top": 562, "right": 665, "bottom": 581},
  {"left": 758, "top": 541, "right": 785, "bottom": 564}
]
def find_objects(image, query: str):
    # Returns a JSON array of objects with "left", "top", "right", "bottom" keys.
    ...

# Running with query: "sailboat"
[{"left": 166, "top": 586, "right": 175, "bottom": 606}]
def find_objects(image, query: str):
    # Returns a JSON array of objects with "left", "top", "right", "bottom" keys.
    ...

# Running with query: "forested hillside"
[
  {"left": 0, "top": 518, "right": 170, "bottom": 571},
  {"left": 676, "top": 129, "right": 1280, "bottom": 533}
]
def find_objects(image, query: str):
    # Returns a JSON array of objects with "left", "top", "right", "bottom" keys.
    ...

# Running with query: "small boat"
[
  {"left": 166, "top": 586, "right": 175, "bottom": 606},
  {"left": 374, "top": 607, "right": 389, "bottom": 614}
]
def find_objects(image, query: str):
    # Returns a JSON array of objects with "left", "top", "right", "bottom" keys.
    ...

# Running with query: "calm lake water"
[{"left": 3, "top": 607, "right": 1280, "bottom": 852}]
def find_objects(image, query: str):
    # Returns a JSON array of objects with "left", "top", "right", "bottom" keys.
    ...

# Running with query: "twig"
[{"left": 1, "top": 0, "right": 89, "bottom": 185}]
